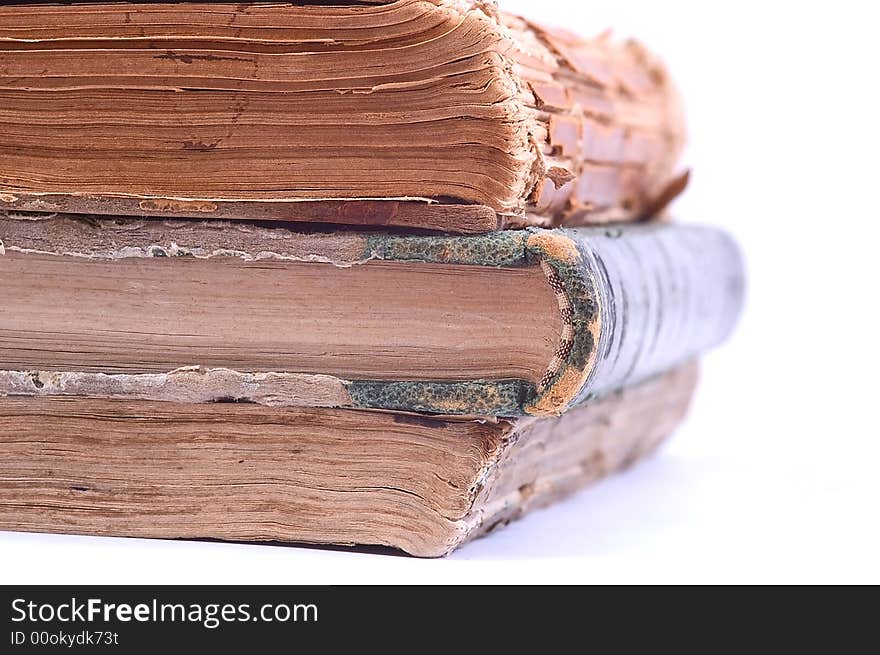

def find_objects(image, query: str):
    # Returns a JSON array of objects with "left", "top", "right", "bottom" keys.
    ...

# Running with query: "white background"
[{"left": 3, "top": 0, "right": 878, "bottom": 584}]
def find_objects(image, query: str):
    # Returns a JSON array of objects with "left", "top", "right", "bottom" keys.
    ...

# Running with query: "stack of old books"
[{"left": 0, "top": 1, "right": 743, "bottom": 556}]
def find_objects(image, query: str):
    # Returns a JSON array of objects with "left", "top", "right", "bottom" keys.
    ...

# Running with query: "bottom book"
[{"left": 0, "top": 364, "right": 696, "bottom": 557}]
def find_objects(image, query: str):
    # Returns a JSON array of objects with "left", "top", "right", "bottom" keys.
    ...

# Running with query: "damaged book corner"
[{"left": 0, "top": 0, "right": 744, "bottom": 557}]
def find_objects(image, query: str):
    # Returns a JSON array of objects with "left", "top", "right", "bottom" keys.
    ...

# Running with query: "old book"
[
  {"left": 0, "top": 0, "right": 685, "bottom": 233},
  {"left": 0, "top": 214, "right": 742, "bottom": 417},
  {"left": 0, "top": 363, "right": 696, "bottom": 557}
]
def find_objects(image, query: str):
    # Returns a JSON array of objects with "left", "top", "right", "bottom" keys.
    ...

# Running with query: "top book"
[{"left": 0, "top": 1, "right": 685, "bottom": 233}]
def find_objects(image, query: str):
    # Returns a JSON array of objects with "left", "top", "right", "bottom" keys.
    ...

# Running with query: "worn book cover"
[
  {"left": 0, "top": 214, "right": 743, "bottom": 417},
  {"left": 0, "top": 364, "right": 697, "bottom": 556}
]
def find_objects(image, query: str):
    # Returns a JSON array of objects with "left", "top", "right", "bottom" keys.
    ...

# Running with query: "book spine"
[
  {"left": 498, "top": 9, "right": 687, "bottom": 226},
  {"left": 525, "top": 224, "right": 744, "bottom": 414}
]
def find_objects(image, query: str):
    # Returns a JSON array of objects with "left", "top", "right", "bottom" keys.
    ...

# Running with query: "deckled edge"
[
  {"left": 0, "top": 368, "right": 351, "bottom": 409},
  {"left": 0, "top": 214, "right": 376, "bottom": 267},
  {"left": 0, "top": 214, "right": 534, "bottom": 268},
  {"left": 452, "top": 362, "right": 700, "bottom": 553}
]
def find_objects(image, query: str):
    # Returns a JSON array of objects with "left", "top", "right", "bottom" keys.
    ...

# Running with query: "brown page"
[
  {"left": 0, "top": 1, "right": 685, "bottom": 232},
  {"left": 0, "top": 363, "right": 697, "bottom": 557}
]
